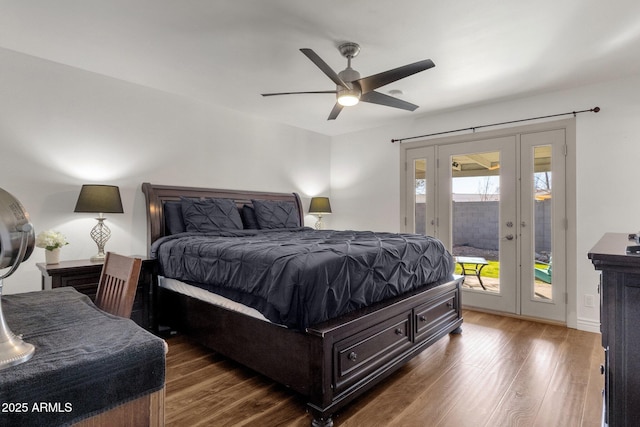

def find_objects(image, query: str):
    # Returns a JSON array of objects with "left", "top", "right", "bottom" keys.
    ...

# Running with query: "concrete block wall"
[{"left": 414, "top": 200, "right": 551, "bottom": 253}]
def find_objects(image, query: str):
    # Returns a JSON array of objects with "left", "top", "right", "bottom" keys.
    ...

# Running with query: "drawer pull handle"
[
  {"left": 395, "top": 328, "right": 404, "bottom": 335},
  {"left": 419, "top": 315, "right": 427, "bottom": 322},
  {"left": 348, "top": 351, "right": 357, "bottom": 362},
  {"left": 447, "top": 302, "right": 454, "bottom": 308}
]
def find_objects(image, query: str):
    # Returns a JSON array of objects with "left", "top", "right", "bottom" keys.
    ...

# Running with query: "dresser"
[
  {"left": 36, "top": 257, "right": 156, "bottom": 330},
  {"left": 589, "top": 233, "right": 640, "bottom": 426}
]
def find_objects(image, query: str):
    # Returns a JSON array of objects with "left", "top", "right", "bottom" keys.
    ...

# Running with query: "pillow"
[
  {"left": 241, "top": 205, "right": 259, "bottom": 229},
  {"left": 181, "top": 197, "right": 243, "bottom": 232},
  {"left": 164, "top": 201, "right": 186, "bottom": 235},
  {"left": 251, "top": 199, "right": 300, "bottom": 229}
]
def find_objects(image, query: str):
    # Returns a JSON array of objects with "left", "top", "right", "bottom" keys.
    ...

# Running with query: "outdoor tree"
[{"left": 477, "top": 176, "right": 499, "bottom": 201}]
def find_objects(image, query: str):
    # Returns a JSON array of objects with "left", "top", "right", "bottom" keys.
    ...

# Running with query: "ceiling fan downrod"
[{"left": 336, "top": 42, "right": 362, "bottom": 106}]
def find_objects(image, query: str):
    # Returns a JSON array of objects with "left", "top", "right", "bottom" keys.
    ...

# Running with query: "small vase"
[{"left": 45, "top": 248, "right": 61, "bottom": 264}]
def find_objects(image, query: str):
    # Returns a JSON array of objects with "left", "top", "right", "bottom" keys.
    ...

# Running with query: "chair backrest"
[{"left": 94, "top": 252, "right": 142, "bottom": 318}]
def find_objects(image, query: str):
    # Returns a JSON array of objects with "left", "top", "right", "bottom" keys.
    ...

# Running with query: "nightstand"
[{"left": 36, "top": 257, "right": 156, "bottom": 330}]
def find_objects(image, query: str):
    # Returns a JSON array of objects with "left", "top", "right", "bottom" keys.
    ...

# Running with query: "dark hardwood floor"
[{"left": 164, "top": 310, "right": 603, "bottom": 426}]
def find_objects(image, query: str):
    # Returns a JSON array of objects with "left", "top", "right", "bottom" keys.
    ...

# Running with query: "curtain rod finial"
[{"left": 593, "top": 106, "right": 600, "bottom": 113}]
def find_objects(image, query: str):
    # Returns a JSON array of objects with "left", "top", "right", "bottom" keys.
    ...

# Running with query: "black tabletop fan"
[{"left": 0, "top": 187, "right": 35, "bottom": 370}]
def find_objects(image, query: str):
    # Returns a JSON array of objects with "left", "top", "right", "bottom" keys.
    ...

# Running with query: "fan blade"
[
  {"left": 327, "top": 103, "right": 343, "bottom": 120},
  {"left": 262, "top": 90, "right": 337, "bottom": 96},
  {"left": 357, "top": 59, "right": 435, "bottom": 93},
  {"left": 360, "top": 91, "right": 419, "bottom": 111},
  {"left": 300, "top": 48, "right": 350, "bottom": 89}
]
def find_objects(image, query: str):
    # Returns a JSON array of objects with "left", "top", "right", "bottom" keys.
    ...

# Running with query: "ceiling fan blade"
[
  {"left": 327, "top": 103, "right": 343, "bottom": 120},
  {"left": 262, "top": 90, "right": 337, "bottom": 96},
  {"left": 360, "top": 91, "right": 419, "bottom": 111},
  {"left": 300, "top": 48, "right": 350, "bottom": 89},
  {"left": 357, "top": 59, "right": 435, "bottom": 93}
]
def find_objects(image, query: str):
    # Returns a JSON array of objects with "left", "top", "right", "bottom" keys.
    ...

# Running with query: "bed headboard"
[{"left": 141, "top": 182, "right": 304, "bottom": 254}]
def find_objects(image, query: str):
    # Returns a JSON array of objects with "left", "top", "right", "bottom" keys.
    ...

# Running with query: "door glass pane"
[
  {"left": 451, "top": 151, "right": 501, "bottom": 293},
  {"left": 533, "top": 145, "right": 553, "bottom": 301},
  {"left": 414, "top": 159, "right": 427, "bottom": 235}
]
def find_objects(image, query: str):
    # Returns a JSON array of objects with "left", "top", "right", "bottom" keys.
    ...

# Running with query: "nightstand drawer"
[{"left": 59, "top": 273, "right": 101, "bottom": 299}]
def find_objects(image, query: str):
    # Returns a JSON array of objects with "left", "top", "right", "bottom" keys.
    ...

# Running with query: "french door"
[
  {"left": 405, "top": 146, "right": 436, "bottom": 237},
  {"left": 438, "top": 137, "right": 518, "bottom": 314},
  {"left": 403, "top": 129, "right": 567, "bottom": 323},
  {"left": 519, "top": 129, "right": 566, "bottom": 321}
]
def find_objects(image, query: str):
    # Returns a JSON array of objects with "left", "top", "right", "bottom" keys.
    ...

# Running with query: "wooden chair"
[{"left": 94, "top": 252, "right": 142, "bottom": 318}]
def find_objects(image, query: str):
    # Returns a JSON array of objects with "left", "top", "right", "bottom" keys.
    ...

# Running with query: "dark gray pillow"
[
  {"left": 164, "top": 201, "right": 186, "bottom": 235},
  {"left": 251, "top": 199, "right": 300, "bottom": 229},
  {"left": 241, "top": 205, "right": 259, "bottom": 229},
  {"left": 181, "top": 197, "right": 243, "bottom": 232}
]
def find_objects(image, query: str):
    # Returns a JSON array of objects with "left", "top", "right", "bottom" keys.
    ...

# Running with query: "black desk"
[{"left": 0, "top": 287, "right": 165, "bottom": 426}]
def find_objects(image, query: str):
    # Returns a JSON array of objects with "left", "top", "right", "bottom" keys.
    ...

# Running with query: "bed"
[{"left": 142, "top": 182, "right": 462, "bottom": 426}]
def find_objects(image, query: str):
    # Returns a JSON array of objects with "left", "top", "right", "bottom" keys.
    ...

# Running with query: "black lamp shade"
[
  {"left": 74, "top": 185, "right": 124, "bottom": 214},
  {"left": 309, "top": 197, "right": 332, "bottom": 214}
]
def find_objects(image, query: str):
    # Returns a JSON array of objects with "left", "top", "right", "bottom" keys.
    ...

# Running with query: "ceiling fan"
[{"left": 261, "top": 42, "right": 435, "bottom": 120}]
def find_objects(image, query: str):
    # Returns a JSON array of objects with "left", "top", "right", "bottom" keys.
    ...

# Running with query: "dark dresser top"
[{"left": 588, "top": 232, "right": 640, "bottom": 269}]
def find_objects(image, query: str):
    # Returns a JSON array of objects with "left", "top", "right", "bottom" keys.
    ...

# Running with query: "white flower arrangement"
[{"left": 35, "top": 230, "right": 69, "bottom": 251}]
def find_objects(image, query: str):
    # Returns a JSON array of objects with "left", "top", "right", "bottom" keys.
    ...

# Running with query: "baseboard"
[
  {"left": 576, "top": 317, "right": 601, "bottom": 333},
  {"left": 462, "top": 305, "right": 566, "bottom": 327}
]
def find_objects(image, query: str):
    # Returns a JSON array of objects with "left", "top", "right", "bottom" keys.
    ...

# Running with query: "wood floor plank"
[
  {"left": 484, "top": 324, "right": 571, "bottom": 427},
  {"left": 387, "top": 362, "right": 485, "bottom": 427},
  {"left": 582, "top": 333, "right": 605, "bottom": 427},
  {"left": 436, "top": 320, "right": 546, "bottom": 426},
  {"left": 339, "top": 339, "right": 456, "bottom": 427},
  {"left": 166, "top": 363, "right": 261, "bottom": 425},
  {"left": 533, "top": 330, "right": 600, "bottom": 427},
  {"left": 163, "top": 311, "right": 603, "bottom": 426}
]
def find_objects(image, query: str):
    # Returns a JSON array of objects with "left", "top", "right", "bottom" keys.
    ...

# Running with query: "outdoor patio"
[
  {"left": 453, "top": 245, "right": 553, "bottom": 300},
  {"left": 459, "top": 275, "right": 553, "bottom": 300}
]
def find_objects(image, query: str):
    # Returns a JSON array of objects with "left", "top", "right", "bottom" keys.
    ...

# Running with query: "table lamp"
[
  {"left": 309, "top": 197, "right": 332, "bottom": 230},
  {"left": 74, "top": 185, "right": 123, "bottom": 261}
]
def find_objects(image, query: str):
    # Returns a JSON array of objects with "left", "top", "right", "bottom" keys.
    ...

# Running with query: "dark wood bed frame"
[{"left": 142, "top": 182, "right": 463, "bottom": 427}]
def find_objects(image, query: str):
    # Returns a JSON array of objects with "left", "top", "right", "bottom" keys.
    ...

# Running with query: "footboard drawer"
[
  {"left": 414, "top": 290, "right": 458, "bottom": 344},
  {"left": 333, "top": 312, "right": 412, "bottom": 394}
]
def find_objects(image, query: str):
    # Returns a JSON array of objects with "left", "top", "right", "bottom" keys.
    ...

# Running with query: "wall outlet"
[{"left": 585, "top": 294, "right": 595, "bottom": 308}]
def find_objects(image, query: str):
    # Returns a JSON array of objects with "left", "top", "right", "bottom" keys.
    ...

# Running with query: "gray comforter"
[{"left": 152, "top": 228, "right": 454, "bottom": 329}]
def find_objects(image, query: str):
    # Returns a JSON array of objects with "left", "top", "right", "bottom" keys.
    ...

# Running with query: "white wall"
[
  {"left": 3, "top": 44, "right": 638, "bottom": 331},
  {"left": 0, "top": 48, "right": 331, "bottom": 293},
  {"left": 331, "top": 73, "right": 640, "bottom": 331}
]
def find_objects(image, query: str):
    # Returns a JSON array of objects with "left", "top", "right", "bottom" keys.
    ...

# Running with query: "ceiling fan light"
[
  {"left": 337, "top": 85, "right": 360, "bottom": 106},
  {"left": 338, "top": 93, "right": 360, "bottom": 106}
]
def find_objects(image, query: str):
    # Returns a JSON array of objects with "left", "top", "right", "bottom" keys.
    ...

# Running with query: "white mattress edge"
[{"left": 158, "top": 276, "right": 272, "bottom": 323}]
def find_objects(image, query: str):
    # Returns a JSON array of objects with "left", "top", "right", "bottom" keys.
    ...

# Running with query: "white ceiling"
[{"left": 2, "top": 0, "right": 639, "bottom": 136}]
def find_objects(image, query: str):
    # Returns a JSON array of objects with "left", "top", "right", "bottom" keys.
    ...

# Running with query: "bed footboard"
[
  {"left": 158, "top": 277, "right": 462, "bottom": 426},
  {"left": 304, "top": 277, "right": 462, "bottom": 425}
]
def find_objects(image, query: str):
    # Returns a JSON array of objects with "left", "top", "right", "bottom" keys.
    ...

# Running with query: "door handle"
[{"left": 504, "top": 234, "right": 514, "bottom": 241}]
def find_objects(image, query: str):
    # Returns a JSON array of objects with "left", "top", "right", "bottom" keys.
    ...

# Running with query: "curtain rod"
[{"left": 391, "top": 106, "right": 600, "bottom": 143}]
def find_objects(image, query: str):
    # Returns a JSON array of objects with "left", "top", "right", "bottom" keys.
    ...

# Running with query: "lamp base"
[
  {"left": 315, "top": 215, "right": 324, "bottom": 230},
  {"left": 90, "top": 217, "right": 110, "bottom": 263},
  {"left": 90, "top": 253, "right": 106, "bottom": 262}
]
